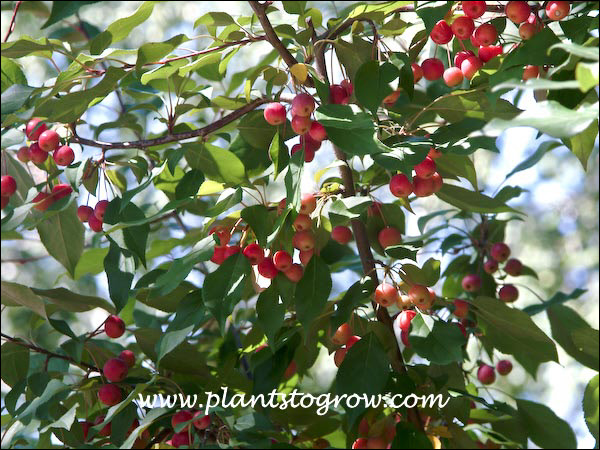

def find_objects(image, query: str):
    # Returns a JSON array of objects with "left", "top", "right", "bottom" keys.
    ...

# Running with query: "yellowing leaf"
[{"left": 290, "top": 63, "right": 308, "bottom": 83}]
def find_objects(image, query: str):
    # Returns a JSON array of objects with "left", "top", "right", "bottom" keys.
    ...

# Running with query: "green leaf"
[
  {"left": 547, "top": 304, "right": 599, "bottom": 371},
  {"left": 203, "top": 253, "right": 251, "bottom": 332},
  {"left": 204, "top": 188, "right": 242, "bottom": 217},
  {"left": 296, "top": 255, "right": 332, "bottom": 332},
  {"left": 155, "top": 325, "right": 194, "bottom": 364},
  {"left": 576, "top": 61, "right": 599, "bottom": 92},
  {"left": 74, "top": 247, "right": 109, "bottom": 279},
  {"left": 355, "top": 61, "right": 399, "bottom": 113},
  {"left": 136, "top": 34, "right": 189, "bottom": 71},
  {"left": 268, "top": 130, "right": 289, "bottom": 179},
  {"left": 473, "top": 296, "right": 558, "bottom": 377},
  {"left": 436, "top": 184, "right": 520, "bottom": 214},
  {"left": 194, "top": 11, "right": 235, "bottom": 27},
  {"left": 31, "top": 287, "right": 114, "bottom": 314},
  {"left": 583, "top": 374, "right": 599, "bottom": 444},
  {"left": 36, "top": 203, "right": 84, "bottom": 278},
  {"left": 402, "top": 258, "right": 441, "bottom": 286},
  {"left": 516, "top": 399, "right": 576, "bottom": 449},
  {"left": 184, "top": 142, "right": 246, "bottom": 185},
  {"left": 256, "top": 284, "right": 285, "bottom": 345},
  {"left": 1, "top": 342, "right": 30, "bottom": 387},
  {"left": 175, "top": 169, "right": 205, "bottom": 199},
  {"left": 336, "top": 333, "right": 390, "bottom": 397},
  {"left": 484, "top": 100, "right": 599, "bottom": 139},
  {"left": 104, "top": 239, "right": 135, "bottom": 313},
  {"left": 90, "top": 1, "right": 157, "bottom": 54},
  {"left": 1, "top": 281, "right": 47, "bottom": 318},
  {"left": 502, "top": 27, "right": 567, "bottom": 69},
  {"left": 0, "top": 36, "right": 54, "bottom": 59},
  {"left": 0, "top": 57, "right": 27, "bottom": 93},
  {"left": 435, "top": 153, "right": 478, "bottom": 190},
  {"left": 409, "top": 314, "right": 466, "bottom": 365},
  {"left": 505, "top": 140, "right": 561, "bottom": 179},
  {"left": 329, "top": 196, "right": 372, "bottom": 226},
  {"left": 549, "top": 41, "right": 599, "bottom": 61},
  {"left": 1, "top": 84, "right": 34, "bottom": 115},
  {"left": 415, "top": 1, "right": 452, "bottom": 33},
  {"left": 392, "top": 422, "right": 434, "bottom": 449},
  {"left": 330, "top": 277, "right": 374, "bottom": 329},
  {"left": 42, "top": 1, "right": 96, "bottom": 29},
  {"left": 563, "top": 119, "right": 598, "bottom": 171},
  {"left": 16, "top": 379, "right": 70, "bottom": 422},
  {"left": 333, "top": 37, "right": 373, "bottom": 82},
  {"left": 238, "top": 110, "right": 293, "bottom": 152},
  {"left": 241, "top": 205, "right": 272, "bottom": 247},
  {"left": 523, "top": 288, "right": 586, "bottom": 316}
]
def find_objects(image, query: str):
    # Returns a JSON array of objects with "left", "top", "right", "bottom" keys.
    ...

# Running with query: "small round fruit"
[
  {"left": 171, "top": 431, "right": 190, "bottom": 448},
  {"left": 211, "top": 246, "right": 226, "bottom": 265},
  {"left": 25, "top": 118, "right": 48, "bottom": 141},
  {"left": 258, "top": 257, "right": 279, "bottom": 279},
  {"left": 33, "top": 191, "right": 53, "bottom": 211},
  {"left": 243, "top": 243, "right": 264, "bottom": 265},
  {"left": 504, "top": 258, "right": 523, "bottom": 276},
  {"left": 478, "top": 45, "right": 503, "bottom": 63},
  {"left": 105, "top": 315, "right": 125, "bottom": 338},
  {"left": 118, "top": 349, "right": 135, "bottom": 368},
  {"left": 477, "top": 364, "right": 496, "bottom": 385},
  {"left": 77, "top": 205, "right": 94, "bottom": 222},
  {"left": 334, "top": 347, "right": 347, "bottom": 367},
  {"left": 484, "top": 258, "right": 499, "bottom": 274},
  {"left": 17, "top": 146, "right": 31, "bottom": 163},
  {"left": 309, "top": 121, "right": 327, "bottom": 141},
  {"left": 462, "top": 274, "right": 482, "bottom": 292},
  {"left": 546, "top": 1, "right": 570, "bottom": 21},
  {"left": 396, "top": 294, "right": 412, "bottom": 310},
  {"left": 103, "top": 358, "right": 128, "bottom": 382},
  {"left": 53, "top": 145, "right": 75, "bottom": 166},
  {"left": 523, "top": 65, "right": 540, "bottom": 80},
  {"left": 293, "top": 230, "right": 315, "bottom": 251},
  {"left": 519, "top": 22, "right": 537, "bottom": 40},
  {"left": 293, "top": 213, "right": 312, "bottom": 231},
  {"left": 291, "top": 143, "right": 315, "bottom": 162},
  {"left": 400, "top": 330, "right": 410, "bottom": 347},
  {"left": 415, "top": 156, "right": 436, "bottom": 179},
  {"left": 331, "top": 225, "right": 353, "bottom": 244},
  {"left": 454, "top": 299, "right": 469, "bottom": 318},
  {"left": 411, "top": 63, "right": 423, "bottom": 83},
  {"left": 413, "top": 176, "right": 435, "bottom": 197},
  {"left": 299, "top": 249, "right": 313, "bottom": 266},
  {"left": 29, "top": 142, "right": 48, "bottom": 164},
  {"left": 398, "top": 310, "right": 417, "bottom": 333},
  {"left": 300, "top": 133, "right": 321, "bottom": 152},
  {"left": 291, "top": 93, "right": 316, "bottom": 117},
  {"left": 498, "top": 284, "right": 519, "bottom": 303},
  {"left": 1, "top": 196, "right": 8, "bottom": 210},
  {"left": 505, "top": 1, "right": 531, "bottom": 24},
  {"left": 490, "top": 242, "right": 511, "bottom": 262},
  {"left": 341, "top": 79, "right": 354, "bottom": 96},
  {"left": 330, "top": 84, "right": 349, "bottom": 104},
  {"left": 462, "top": 1, "right": 486, "bottom": 18},
  {"left": 283, "top": 360, "right": 297, "bottom": 379},
  {"left": 389, "top": 173, "right": 413, "bottom": 198},
  {"left": 273, "top": 250, "right": 293, "bottom": 271},
  {"left": 291, "top": 115, "right": 311, "bottom": 135},
  {"left": 378, "top": 226, "right": 402, "bottom": 249},
  {"left": 430, "top": 20, "right": 453, "bottom": 44},
  {"left": 94, "top": 415, "right": 111, "bottom": 437},
  {"left": 431, "top": 172, "right": 443, "bottom": 193},
  {"left": 209, "top": 225, "right": 231, "bottom": 247},
  {"left": 193, "top": 411, "right": 211, "bottom": 430},
  {"left": 474, "top": 23, "right": 498, "bottom": 46},
  {"left": 382, "top": 89, "right": 401, "bottom": 107},
  {"left": 264, "top": 102, "right": 286, "bottom": 125},
  {"left": 88, "top": 214, "right": 103, "bottom": 232},
  {"left": 454, "top": 50, "right": 475, "bottom": 68},
  {"left": 98, "top": 384, "right": 122, "bottom": 406},
  {"left": 408, "top": 284, "right": 430, "bottom": 308},
  {"left": 94, "top": 200, "right": 110, "bottom": 221},
  {"left": 38, "top": 130, "right": 61, "bottom": 152},
  {"left": 332, "top": 323, "right": 353, "bottom": 346},
  {"left": 375, "top": 283, "right": 399, "bottom": 307},
  {"left": 422, "top": 58, "right": 445, "bottom": 81},
  {"left": 171, "top": 410, "right": 194, "bottom": 432},
  {"left": 451, "top": 16, "right": 475, "bottom": 40},
  {"left": 461, "top": 56, "right": 483, "bottom": 80},
  {"left": 1, "top": 176, "right": 17, "bottom": 198},
  {"left": 284, "top": 264, "right": 304, "bottom": 282},
  {"left": 52, "top": 183, "right": 73, "bottom": 201},
  {"left": 300, "top": 193, "right": 317, "bottom": 214},
  {"left": 224, "top": 245, "right": 241, "bottom": 259},
  {"left": 496, "top": 359, "right": 513, "bottom": 375},
  {"left": 346, "top": 335, "right": 361, "bottom": 348},
  {"left": 443, "top": 67, "right": 464, "bottom": 87}
]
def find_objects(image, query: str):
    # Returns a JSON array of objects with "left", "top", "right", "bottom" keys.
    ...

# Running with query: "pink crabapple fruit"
[
  {"left": 332, "top": 323, "right": 353, "bottom": 346},
  {"left": 38, "top": 129, "right": 61, "bottom": 152},
  {"left": 273, "top": 250, "right": 293, "bottom": 271},
  {"left": 375, "top": 283, "right": 399, "bottom": 307},
  {"left": 331, "top": 225, "right": 353, "bottom": 244},
  {"left": 444, "top": 67, "right": 465, "bottom": 87},
  {"left": 263, "top": 102, "right": 286, "bottom": 125},
  {"left": 94, "top": 200, "right": 110, "bottom": 222},
  {"left": 284, "top": 264, "right": 304, "bottom": 282},
  {"left": 103, "top": 358, "right": 128, "bottom": 382},
  {"left": 477, "top": 364, "right": 496, "bottom": 385},
  {"left": 462, "top": 1, "right": 486, "bottom": 19},
  {"left": 505, "top": 1, "right": 531, "bottom": 24},
  {"left": 25, "top": 118, "right": 48, "bottom": 141},
  {"left": 119, "top": 349, "right": 135, "bottom": 368},
  {"left": 430, "top": 20, "right": 453, "bottom": 44},
  {"left": 546, "top": 1, "right": 570, "bottom": 21},
  {"left": 421, "top": 58, "right": 445, "bottom": 81},
  {"left": 496, "top": 360, "right": 513, "bottom": 375},
  {"left": 389, "top": 173, "right": 413, "bottom": 198},
  {"left": 258, "top": 258, "right": 279, "bottom": 279},
  {"left": 171, "top": 410, "right": 194, "bottom": 432},
  {"left": 291, "top": 93, "right": 315, "bottom": 117},
  {"left": 462, "top": 274, "right": 482, "bottom": 292},
  {"left": 451, "top": 16, "right": 475, "bottom": 40},
  {"left": 105, "top": 315, "right": 125, "bottom": 338},
  {"left": 98, "top": 384, "right": 122, "bottom": 406},
  {"left": 53, "top": 145, "right": 75, "bottom": 166},
  {"left": 498, "top": 284, "right": 519, "bottom": 303},
  {"left": 378, "top": 226, "right": 402, "bottom": 248},
  {"left": 490, "top": 242, "right": 511, "bottom": 262},
  {"left": 504, "top": 258, "right": 523, "bottom": 276},
  {"left": 1, "top": 176, "right": 17, "bottom": 198}
]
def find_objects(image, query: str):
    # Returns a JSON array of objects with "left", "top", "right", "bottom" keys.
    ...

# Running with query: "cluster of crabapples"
[
  {"left": 1, "top": 118, "right": 76, "bottom": 211},
  {"left": 389, "top": 147, "right": 444, "bottom": 199},
  {"left": 404, "top": 0, "right": 572, "bottom": 90},
  {"left": 87, "top": 314, "right": 211, "bottom": 447},
  {"left": 351, "top": 414, "right": 401, "bottom": 449}
]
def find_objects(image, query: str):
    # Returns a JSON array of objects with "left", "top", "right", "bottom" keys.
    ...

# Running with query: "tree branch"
[
  {"left": 3, "top": 1, "right": 22, "bottom": 43},
  {"left": 70, "top": 97, "right": 267, "bottom": 150},
  {"left": 248, "top": 1, "right": 314, "bottom": 87},
  {"left": 1, "top": 332, "right": 100, "bottom": 373}
]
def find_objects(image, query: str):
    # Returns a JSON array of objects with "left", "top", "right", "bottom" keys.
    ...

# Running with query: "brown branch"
[
  {"left": 3, "top": 1, "right": 22, "bottom": 43},
  {"left": 248, "top": 1, "right": 314, "bottom": 87},
  {"left": 1, "top": 332, "right": 100, "bottom": 373},
  {"left": 70, "top": 97, "right": 267, "bottom": 150}
]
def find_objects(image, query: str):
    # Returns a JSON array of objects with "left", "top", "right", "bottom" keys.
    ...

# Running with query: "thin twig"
[{"left": 3, "top": 1, "right": 22, "bottom": 43}]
